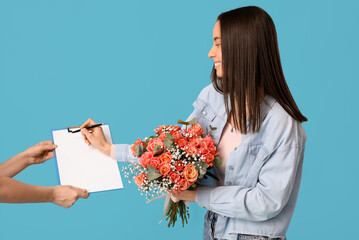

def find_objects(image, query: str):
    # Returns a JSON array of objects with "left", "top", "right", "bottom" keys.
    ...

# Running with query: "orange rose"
[
  {"left": 159, "top": 162, "right": 171, "bottom": 177},
  {"left": 189, "top": 137, "right": 201, "bottom": 148},
  {"left": 147, "top": 157, "right": 161, "bottom": 169},
  {"left": 199, "top": 146, "right": 209, "bottom": 155},
  {"left": 186, "top": 146, "right": 198, "bottom": 156},
  {"left": 175, "top": 137, "right": 188, "bottom": 148},
  {"left": 208, "top": 145, "right": 216, "bottom": 154},
  {"left": 188, "top": 123, "right": 204, "bottom": 137},
  {"left": 171, "top": 131, "right": 182, "bottom": 140},
  {"left": 203, "top": 135, "right": 215, "bottom": 147},
  {"left": 154, "top": 125, "right": 166, "bottom": 135},
  {"left": 134, "top": 173, "right": 146, "bottom": 188},
  {"left": 147, "top": 138, "right": 165, "bottom": 154},
  {"left": 204, "top": 153, "right": 214, "bottom": 166},
  {"left": 159, "top": 152, "right": 172, "bottom": 163},
  {"left": 183, "top": 163, "right": 198, "bottom": 184},
  {"left": 169, "top": 172, "right": 180, "bottom": 183},
  {"left": 130, "top": 138, "right": 146, "bottom": 157},
  {"left": 177, "top": 178, "right": 190, "bottom": 191},
  {"left": 139, "top": 152, "right": 153, "bottom": 169},
  {"left": 158, "top": 132, "right": 167, "bottom": 141},
  {"left": 169, "top": 125, "right": 181, "bottom": 134},
  {"left": 174, "top": 161, "right": 184, "bottom": 171}
]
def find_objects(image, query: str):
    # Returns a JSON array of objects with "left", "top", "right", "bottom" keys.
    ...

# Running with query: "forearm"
[
  {"left": 0, "top": 176, "right": 54, "bottom": 203},
  {"left": 0, "top": 152, "right": 30, "bottom": 178}
]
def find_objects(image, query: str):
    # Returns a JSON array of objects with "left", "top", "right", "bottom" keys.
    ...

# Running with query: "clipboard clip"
[{"left": 67, "top": 126, "right": 81, "bottom": 133}]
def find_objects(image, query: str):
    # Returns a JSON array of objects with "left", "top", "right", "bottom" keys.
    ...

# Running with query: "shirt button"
[
  {"left": 202, "top": 110, "right": 207, "bottom": 115},
  {"left": 226, "top": 181, "right": 232, "bottom": 185},
  {"left": 228, "top": 165, "right": 233, "bottom": 170},
  {"left": 234, "top": 147, "right": 237, "bottom": 150}
]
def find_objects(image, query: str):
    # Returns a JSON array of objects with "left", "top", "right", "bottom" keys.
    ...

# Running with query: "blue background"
[{"left": 0, "top": 0, "right": 357, "bottom": 239}]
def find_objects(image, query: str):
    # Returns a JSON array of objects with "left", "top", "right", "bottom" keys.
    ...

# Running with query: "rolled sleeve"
[
  {"left": 195, "top": 146, "right": 303, "bottom": 221},
  {"left": 112, "top": 144, "right": 139, "bottom": 164},
  {"left": 196, "top": 186, "right": 213, "bottom": 208}
]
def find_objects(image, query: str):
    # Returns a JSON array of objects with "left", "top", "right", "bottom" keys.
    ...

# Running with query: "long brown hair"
[{"left": 211, "top": 6, "right": 307, "bottom": 134}]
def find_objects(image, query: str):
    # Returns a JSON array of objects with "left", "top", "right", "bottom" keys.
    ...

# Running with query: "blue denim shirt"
[{"left": 113, "top": 84, "right": 306, "bottom": 240}]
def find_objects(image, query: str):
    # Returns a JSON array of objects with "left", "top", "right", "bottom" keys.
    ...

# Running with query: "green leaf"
[
  {"left": 188, "top": 118, "right": 196, "bottom": 125},
  {"left": 144, "top": 136, "right": 156, "bottom": 146},
  {"left": 165, "top": 133, "right": 174, "bottom": 141},
  {"left": 154, "top": 144, "right": 162, "bottom": 153},
  {"left": 177, "top": 118, "right": 196, "bottom": 126},
  {"left": 177, "top": 119, "right": 189, "bottom": 125},
  {"left": 146, "top": 165, "right": 162, "bottom": 181},
  {"left": 209, "top": 125, "right": 217, "bottom": 131},
  {"left": 214, "top": 156, "right": 222, "bottom": 167},
  {"left": 135, "top": 144, "right": 146, "bottom": 157},
  {"left": 163, "top": 138, "right": 174, "bottom": 149},
  {"left": 194, "top": 161, "right": 208, "bottom": 179}
]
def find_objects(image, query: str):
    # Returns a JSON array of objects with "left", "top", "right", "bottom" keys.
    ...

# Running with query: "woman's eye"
[{"left": 215, "top": 44, "right": 221, "bottom": 47}]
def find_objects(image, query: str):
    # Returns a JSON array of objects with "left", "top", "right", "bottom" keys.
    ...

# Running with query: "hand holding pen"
[{"left": 80, "top": 118, "right": 111, "bottom": 156}]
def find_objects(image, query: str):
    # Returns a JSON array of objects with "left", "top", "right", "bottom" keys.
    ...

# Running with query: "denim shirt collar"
[{"left": 260, "top": 95, "right": 276, "bottom": 122}]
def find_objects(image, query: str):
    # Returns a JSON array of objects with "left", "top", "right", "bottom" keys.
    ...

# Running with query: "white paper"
[{"left": 52, "top": 125, "right": 123, "bottom": 193}]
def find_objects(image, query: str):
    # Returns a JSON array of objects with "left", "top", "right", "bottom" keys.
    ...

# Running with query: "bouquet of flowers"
[{"left": 122, "top": 118, "right": 221, "bottom": 227}]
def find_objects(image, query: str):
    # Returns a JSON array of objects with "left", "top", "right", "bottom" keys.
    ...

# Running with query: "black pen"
[{"left": 69, "top": 123, "right": 103, "bottom": 133}]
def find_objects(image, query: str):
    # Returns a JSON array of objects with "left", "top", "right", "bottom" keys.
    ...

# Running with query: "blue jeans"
[{"left": 203, "top": 211, "right": 287, "bottom": 240}]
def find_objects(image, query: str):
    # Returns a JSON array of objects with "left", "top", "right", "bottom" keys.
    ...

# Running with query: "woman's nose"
[{"left": 208, "top": 46, "right": 215, "bottom": 59}]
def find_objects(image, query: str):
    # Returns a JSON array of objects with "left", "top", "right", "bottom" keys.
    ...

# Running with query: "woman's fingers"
[
  {"left": 80, "top": 118, "right": 97, "bottom": 129},
  {"left": 81, "top": 128, "right": 94, "bottom": 145}
]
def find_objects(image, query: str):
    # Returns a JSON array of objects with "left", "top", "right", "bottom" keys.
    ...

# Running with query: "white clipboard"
[{"left": 52, "top": 124, "right": 123, "bottom": 193}]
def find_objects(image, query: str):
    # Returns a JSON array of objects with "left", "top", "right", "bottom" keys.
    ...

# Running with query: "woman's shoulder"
[
  {"left": 260, "top": 97, "right": 307, "bottom": 151},
  {"left": 196, "top": 83, "right": 222, "bottom": 102},
  {"left": 193, "top": 83, "right": 226, "bottom": 118}
]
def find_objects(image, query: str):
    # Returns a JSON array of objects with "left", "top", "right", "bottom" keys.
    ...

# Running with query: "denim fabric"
[
  {"left": 113, "top": 83, "right": 306, "bottom": 240},
  {"left": 204, "top": 211, "right": 287, "bottom": 240}
]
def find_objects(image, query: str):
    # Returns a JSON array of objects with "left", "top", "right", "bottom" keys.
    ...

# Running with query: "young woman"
[
  {"left": 80, "top": 6, "right": 307, "bottom": 240},
  {"left": 0, "top": 141, "right": 89, "bottom": 208}
]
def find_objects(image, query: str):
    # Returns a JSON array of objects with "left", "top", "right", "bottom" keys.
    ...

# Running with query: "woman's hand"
[
  {"left": 170, "top": 189, "right": 198, "bottom": 202},
  {"left": 80, "top": 118, "right": 111, "bottom": 156},
  {"left": 22, "top": 141, "right": 57, "bottom": 165}
]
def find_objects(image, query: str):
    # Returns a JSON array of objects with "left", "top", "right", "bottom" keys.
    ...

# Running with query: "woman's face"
[{"left": 208, "top": 21, "right": 223, "bottom": 78}]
